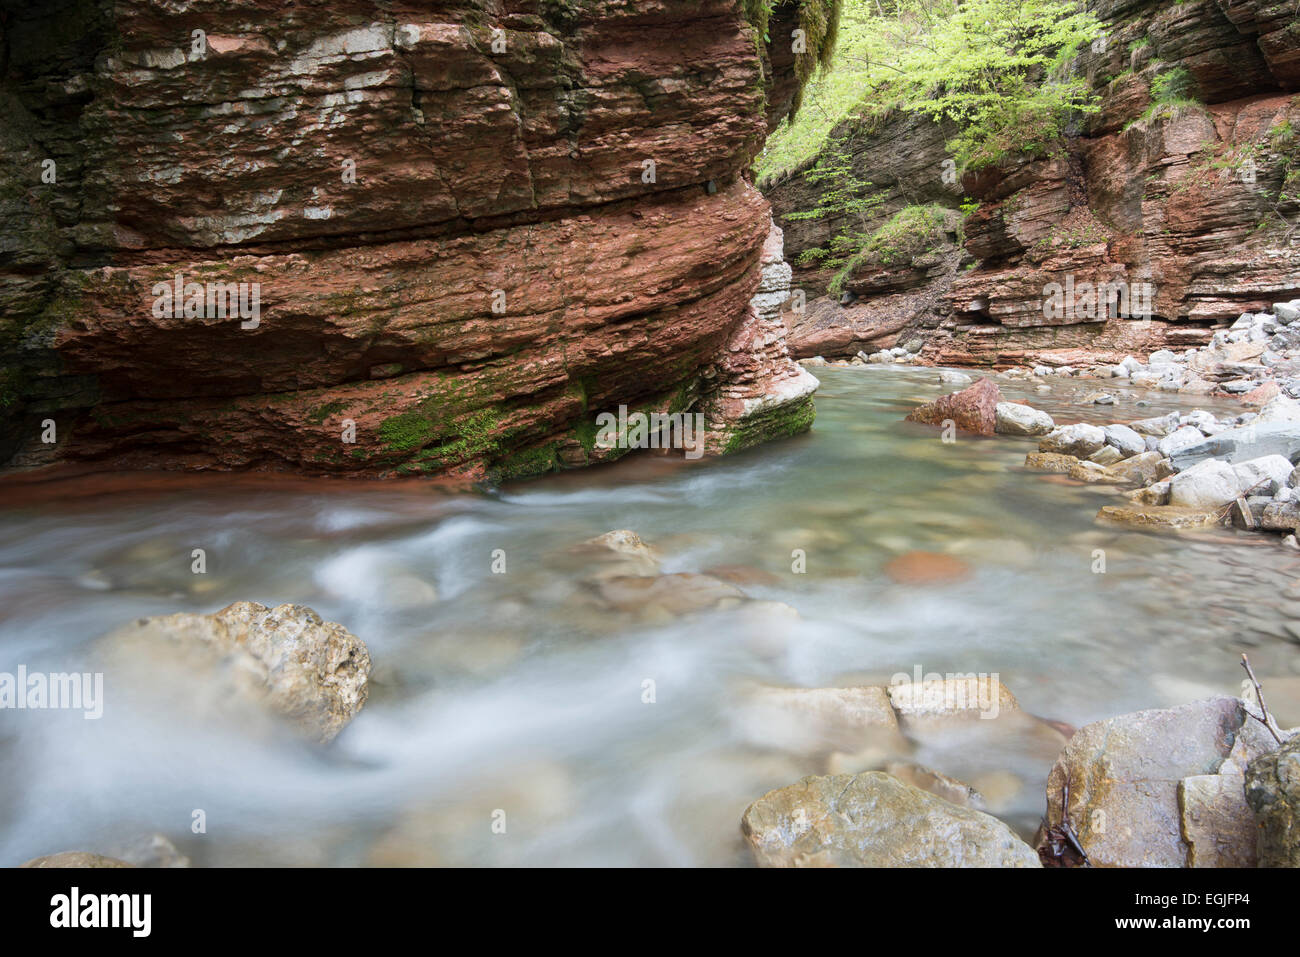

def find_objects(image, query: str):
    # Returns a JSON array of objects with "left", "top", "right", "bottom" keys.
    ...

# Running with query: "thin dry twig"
[{"left": 1240, "top": 653, "right": 1286, "bottom": 746}]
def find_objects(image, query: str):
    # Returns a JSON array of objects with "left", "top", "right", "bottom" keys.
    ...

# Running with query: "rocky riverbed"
[{"left": 5, "top": 367, "right": 1300, "bottom": 867}]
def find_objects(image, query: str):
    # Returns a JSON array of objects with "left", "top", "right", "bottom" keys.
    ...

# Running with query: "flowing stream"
[{"left": 2, "top": 366, "right": 1298, "bottom": 866}]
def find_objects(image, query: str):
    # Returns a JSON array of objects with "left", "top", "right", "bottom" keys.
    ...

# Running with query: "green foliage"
[
  {"left": 757, "top": 0, "right": 1102, "bottom": 182},
  {"left": 827, "top": 204, "right": 951, "bottom": 294},
  {"left": 1271, "top": 119, "right": 1295, "bottom": 152},
  {"left": 781, "top": 136, "right": 884, "bottom": 269},
  {"left": 1124, "top": 65, "right": 1202, "bottom": 131},
  {"left": 745, "top": 0, "right": 843, "bottom": 119},
  {"left": 1150, "top": 66, "right": 1197, "bottom": 104}
]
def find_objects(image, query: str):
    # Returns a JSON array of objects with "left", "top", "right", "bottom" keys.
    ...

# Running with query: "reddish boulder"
[{"left": 904, "top": 378, "right": 1001, "bottom": 435}]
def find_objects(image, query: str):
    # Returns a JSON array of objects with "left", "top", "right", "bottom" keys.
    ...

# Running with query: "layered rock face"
[
  {"left": 0, "top": 0, "right": 819, "bottom": 477},
  {"left": 766, "top": 0, "right": 1300, "bottom": 367}
]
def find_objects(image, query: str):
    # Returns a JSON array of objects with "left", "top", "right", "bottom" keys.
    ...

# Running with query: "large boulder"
[
  {"left": 1044, "top": 697, "right": 1276, "bottom": 868},
  {"left": 1168, "top": 459, "right": 1242, "bottom": 509},
  {"left": 995, "top": 402, "right": 1054, "bottom": 436},
  {"left": 741, "top": 771, "right": 1041, "bottom": 867},
  {"left": 1244, "top": 734, "right": 1300, "bottom": 867},
  {"left": 905, "top": 378, "right": 1001, "bottom": 435},
  {"left": 1169, "top": 422, "right": 1300, "bottom": 471},
  {"left": 100, "top": 601, "right": 371, "bottom": 743},
  {"left": 1168, "top": 455, "right": 1293, "bottom": 508}
]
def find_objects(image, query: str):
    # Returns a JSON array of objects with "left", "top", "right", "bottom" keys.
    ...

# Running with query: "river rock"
[
  {"left": 1069, "top": 460, "right": 1115, "bottom": 482},
  {"left": 1171, "top": 422, "right": 1300, "bottom": 471},
  {"left": 593, "top": 572, "right": 743, "bottom": 618},
  {"left": 1097, "top": 503, "right": 1220, "bottom": 528},
  {"left": 1157, "top": 425, "right": 1207, "bottom": 457},
  {"left": 1180, "top": 735, "right": 1259, "bottom": 867},
  {"left": 1107, "top": 451, "right": 1172, "bottom": 486},
  {"left": 572, "top": 529, "right": 661, "bottom": 579},
  {"left": 1045, "top": 697, "right": 1275, "bottom": 868},
  {"left": 1086, "top": 445, "right": 1124, "bottom": 466},
  {"left": 1275, "top": 301, "right": 1300, "bottom": 323},
  {"left": 101, "top": 601, "right": 371, "bottom": 743},
  {"left": 883, "top": 762, "right": 985, "bottom": 809},
  {"left": 995, "top": 402, "right": 1054, "bottom": 436},
  {"left": 939, "top": 370, "right": 973, "bottom": 385},
  {"left": 1262, "top": 500, "right": 1300, "bottom": 531},
  {"left": 1169, "top": 459, "right": 1241, "bottom": 509},
  {"left": 1103, "top": 424, "right": 1147, "bottom": 458},
  {"left": 905, "top": 377, "right": 1001, "bottom": 435},
  {"left": 741, "top": 771, "right": 1041, "bottom": 867},
  {"left": 1255, "top": 394, "right": 1300, "bottom": 425},
  {"left": 20, "top": 852, "right": 134, "bottom": 868},
  {"left": 1039, "top": 423, "right": 1106, "bottom": 457},
  {"left": 1244, "top": 734, "right": 1300, "bottom": 867},
  {"left": 1023, "top": 452, "right": 1078, "bottom": 473},
  {"left": 888, "top": 675, "right": 1017, "bottom": 723},
  {"left": 1129, "top": 412, "right": 1180, "bottom": 436},
  {"left": 732, "top": 684, "right": 905, "bottom": 756}
]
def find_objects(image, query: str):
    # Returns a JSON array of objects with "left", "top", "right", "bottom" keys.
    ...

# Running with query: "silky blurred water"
[{"left": 1, "top": 366, "right": 1297, "bottom": 866}]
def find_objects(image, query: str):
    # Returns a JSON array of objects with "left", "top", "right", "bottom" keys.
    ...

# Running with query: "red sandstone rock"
[
  {"left": 0, "top": 1, "right": 822, "bottom": 475},
  {"left": 1240, "top": 380, "right": 1281, "bottom": 405},
  {"left": 904, "top": 378, "right": 1001, "bottom": 435}
]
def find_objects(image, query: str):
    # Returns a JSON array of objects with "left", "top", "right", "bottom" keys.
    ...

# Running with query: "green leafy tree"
[{"left": 758, "top": 0, "right": 1103, "bottom": 182}]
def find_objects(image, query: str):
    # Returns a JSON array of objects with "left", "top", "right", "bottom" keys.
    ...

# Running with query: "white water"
[{"left": 1, "top": 367, "right": 1297, "bottom": 865}]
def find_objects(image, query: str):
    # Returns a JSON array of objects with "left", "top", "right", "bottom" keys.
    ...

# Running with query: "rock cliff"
[
  {"left": 0, "top": 0, "right": 826, "bottom": 477},
  {"left": 765, "top": 0, "right": 1300, "bottom": 368}
]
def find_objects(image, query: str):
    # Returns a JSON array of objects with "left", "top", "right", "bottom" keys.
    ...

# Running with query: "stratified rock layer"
[
  {"left": 0, "top": 1, "right": 819, "bottom": 476},
  {"left": 766, "top": 0, "right": 1300, "bottom": 365}
]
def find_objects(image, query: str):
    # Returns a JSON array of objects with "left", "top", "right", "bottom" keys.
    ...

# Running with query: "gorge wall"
[
  {"left": 766, "top": 0, "right": 1300, "bottom": 368},
  {"left": 0, "top": 0, "right": 825, "bottom": 478}
]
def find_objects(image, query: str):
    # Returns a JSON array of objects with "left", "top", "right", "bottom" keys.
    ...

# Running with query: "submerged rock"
[
  {"left": 884, "top": 762, "right": 985, "bottom": 809},
  {"left": 571, "top": 529, "right": 661, "bottom": 579},
  {"left": 882, "top": 551, "right": 972, "bottom": 585},
  {"left": 591, "top": 572, "right": 743, "bottom": 619},
  {"left": 101, "top": 601, "right": 371, "bottom": 743},
  {"left": 732, "top": 684, "right": 905, "bottom": 756},
  {"left": 741, "top": 771, "right": 1041, "bottom": 867},
  {"left": 905, "top": 378, "right": 1001, "bottom": 435}
]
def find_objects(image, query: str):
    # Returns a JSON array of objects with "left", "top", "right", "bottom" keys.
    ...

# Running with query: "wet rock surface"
[
  {"left": 100, "top": 601, "right": 371, "bottom": 743},
  {"left": 741, "top": 771, "right": 1041, "bottom": 867}
]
